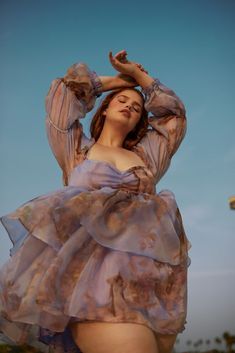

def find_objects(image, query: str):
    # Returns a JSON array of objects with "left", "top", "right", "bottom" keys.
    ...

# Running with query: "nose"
[{"left": 125, "top": 104, "right": 132, "bottom": 111}]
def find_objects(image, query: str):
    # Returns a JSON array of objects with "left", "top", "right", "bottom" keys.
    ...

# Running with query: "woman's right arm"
[{"left": 45, "top": 62, "right": 104, "bottom": 186}]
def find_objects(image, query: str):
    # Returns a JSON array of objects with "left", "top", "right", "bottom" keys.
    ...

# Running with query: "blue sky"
[{"left": 0, "top": 0, "right": 234, "bottom": 351}]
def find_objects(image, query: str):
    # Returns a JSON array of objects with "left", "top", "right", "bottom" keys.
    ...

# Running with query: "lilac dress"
[{"left": 0, "top": 62, "right": 191, "bottom": 352}]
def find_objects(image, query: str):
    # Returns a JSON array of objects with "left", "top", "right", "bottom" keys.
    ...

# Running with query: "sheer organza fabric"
[{"left": 0, "top": 62, "right": 191, "bottom": 352}]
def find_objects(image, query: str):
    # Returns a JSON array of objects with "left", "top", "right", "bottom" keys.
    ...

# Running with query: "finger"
[
  {"left": 120, "top": 55, "right": 128, "bottom": 63},
  {"left": 109, "top": 51, "right": 117, "bottom": 64},
  {"left": 114, "top": 50, "right": 126, "bottom": 59},
  {"left": 120, "top": 52, "right": 127, "bottom": 60},
  {"left": 116, "top": 52, "right": 125, "bottom": 61},
  {"left": 109, "top": 51, "right": 125, "bottom": 70},
  {"left": 109, "top": 51, "right": 113, "bottom": 61},
  {"left": 110, "top": 51, "right": 120, "bottom": 63},
  {"left": 115, "top": 52, "right": 127, "bottom": 62}
]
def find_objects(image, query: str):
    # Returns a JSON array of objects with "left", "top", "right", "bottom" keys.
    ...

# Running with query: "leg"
[
  {"left": 68, "top": 321, "right": 159, "bottom": 353},
  {"left": 154, "top": 333, "right": 177, "bottom": 353}
]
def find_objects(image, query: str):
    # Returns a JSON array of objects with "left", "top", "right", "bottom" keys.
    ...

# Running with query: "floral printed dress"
[{"left": 0, "top": 62, "right": 191, "bottom": 353}]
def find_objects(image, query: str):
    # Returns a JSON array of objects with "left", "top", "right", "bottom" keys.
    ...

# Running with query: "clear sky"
[{"left": 0, "top": 0, "right": 234, "bottom": 351}]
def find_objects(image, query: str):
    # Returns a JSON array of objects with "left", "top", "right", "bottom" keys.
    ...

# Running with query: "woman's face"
[{"left": 104, "top": 89, "right": 144, "bottom": 134}]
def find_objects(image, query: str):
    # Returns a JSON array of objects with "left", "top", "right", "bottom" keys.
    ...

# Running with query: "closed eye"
[
  {"left": 118, "top": 97, "right": 126, "bottom": 103},
  {"left": 117, "top": 96, "right": 141, "bottom": 113}
]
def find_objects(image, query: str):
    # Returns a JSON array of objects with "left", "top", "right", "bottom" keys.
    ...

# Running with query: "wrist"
[
  {"left": 132, "top": 70, "right": 155, "bottom": 90},
  {"left": 90, "top": 71, "right": 103, "bottom": 97}
]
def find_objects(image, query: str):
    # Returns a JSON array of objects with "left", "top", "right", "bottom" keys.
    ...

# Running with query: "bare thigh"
[
  {"left": 68, "top": 321, "right": 159, "bottom": 353},
  {"left": 154, "top": 332, "right": 178, "bottom": 353}
]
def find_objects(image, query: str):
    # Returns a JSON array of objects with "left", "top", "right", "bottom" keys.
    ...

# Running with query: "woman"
[{"left": 0, "top": 50, "right": 191, "bottom": 353}]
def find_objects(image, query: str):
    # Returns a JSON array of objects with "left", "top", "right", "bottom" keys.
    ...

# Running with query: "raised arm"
[
  {"left": 136, "top": 74, "right": 187, "bottom": 183},
  {"left": 46, "top": 61, "right": 138, "bottom": 186},
  {"left": 45, "top": 62, "right": 103, "bottom": 186},
  {"left": 109, "top": 50, "right": 187, "bottom": 184}
]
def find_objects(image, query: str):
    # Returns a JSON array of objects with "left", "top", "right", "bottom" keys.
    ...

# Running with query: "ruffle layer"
[
  {"left": 0, "top": 186, "right": 191, "bottom": 352},
  {"left": 1, "top": 186, "right": 190, "bottom": 265}
]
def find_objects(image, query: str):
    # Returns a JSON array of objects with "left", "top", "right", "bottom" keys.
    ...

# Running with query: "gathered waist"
[{"left": 98, "top": 185, "right": 156, "bottom": 196}]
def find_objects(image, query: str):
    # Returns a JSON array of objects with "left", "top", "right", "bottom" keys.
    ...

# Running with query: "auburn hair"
[{"left": 90, "top": 88, "right": 149, "bottom": 150}]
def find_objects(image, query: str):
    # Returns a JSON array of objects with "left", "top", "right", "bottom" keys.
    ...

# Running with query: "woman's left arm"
[
  {"left": 109, "top": 50, "right": 186, "bottom": 158},
  {"left": 133, "top": 69, "right": 187, "bottom": 158},
  {"left": 133, "top": 71, "right": 187, "bottom": 184},
  {"left": 109, "top": 50, "right": 187, "bottom": 182}
]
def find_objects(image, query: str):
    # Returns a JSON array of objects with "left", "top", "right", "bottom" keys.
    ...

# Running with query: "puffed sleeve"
[
  {"left": 45, "top": 62, "right": 103, "bottom": 186},
  {"left": 136, "top": 78, "right": 187, "bottom": 184}
]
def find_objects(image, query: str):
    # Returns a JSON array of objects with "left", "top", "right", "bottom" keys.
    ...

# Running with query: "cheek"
[
  {"left": 111, "top": 101, "right": 121, "bottom": 110},
  {"left": 107, "top": 102, "right": 123, "bottom": 116},
  {"left": 134, "top": 113, "right": 142, "bottom": 124}
]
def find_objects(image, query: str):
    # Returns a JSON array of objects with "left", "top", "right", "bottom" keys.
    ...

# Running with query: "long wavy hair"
[{"left": 90, "top": 88, "right": 149, "bottom": 149}]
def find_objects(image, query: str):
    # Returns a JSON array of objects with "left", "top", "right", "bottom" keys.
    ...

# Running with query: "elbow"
[{"left": 176, "top": 100, "right": 186, "bottom": 118}]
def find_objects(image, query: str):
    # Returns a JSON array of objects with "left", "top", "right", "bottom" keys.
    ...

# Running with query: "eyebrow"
[{"left": 117, "top": 94, "right": 142, "bottom": 108}]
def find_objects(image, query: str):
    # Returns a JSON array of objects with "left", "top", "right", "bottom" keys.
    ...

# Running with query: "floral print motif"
[{"left": 0, "top": 61, "right": 191, "bottom": 353}]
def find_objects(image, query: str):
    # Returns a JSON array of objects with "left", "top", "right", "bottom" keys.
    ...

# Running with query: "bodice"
[{"left": 68, "top": 155, "right": 156, "bottom": 195}]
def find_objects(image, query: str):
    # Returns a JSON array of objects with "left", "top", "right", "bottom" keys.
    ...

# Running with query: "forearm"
[
  {"left": 132, "top": 69, "right": 186, "bottom": 117},
  {"left": 99, "top": 75, "right": 137, "bottom": 92},
  {"left": 132, "top": 70, "right": 155, "bottom": 90},
  {"left": 99, "top": 76, "right": 116, "bottom": 92},
  {"left": 98, "top": 71, "right": 155, "bottom": 93}
]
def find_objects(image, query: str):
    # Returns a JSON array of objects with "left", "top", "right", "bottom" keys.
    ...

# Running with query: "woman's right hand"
[{"left": 109, "top": 50, "right": 148, "bottom": 78}]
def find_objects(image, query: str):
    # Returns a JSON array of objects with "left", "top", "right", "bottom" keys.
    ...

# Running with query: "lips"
[{"left": 120, "top": 109, "right": 131, "bottom": 118}]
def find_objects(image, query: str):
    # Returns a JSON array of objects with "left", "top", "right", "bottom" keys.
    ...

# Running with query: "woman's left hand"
[{"left": 109, "top": 50, "right": 148, "bottom": 78}]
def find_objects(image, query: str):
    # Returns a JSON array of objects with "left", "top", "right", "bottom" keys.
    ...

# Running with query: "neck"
[{"left": 96, "top": 126, "right": 127, "bottom": 148}]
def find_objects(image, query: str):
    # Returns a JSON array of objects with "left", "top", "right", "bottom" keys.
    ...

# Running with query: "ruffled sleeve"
[
  {"left": 45, "top": 62, "right": 103, "bottom": 186},
  {"left": 136, "top": 78, "right": 187, "bottom": 184}
]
